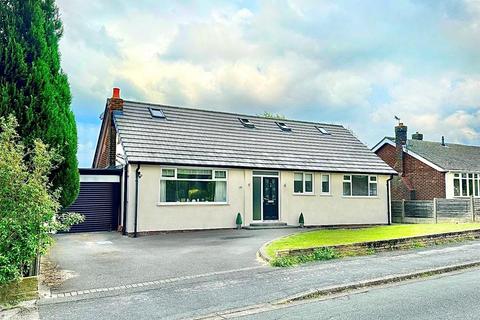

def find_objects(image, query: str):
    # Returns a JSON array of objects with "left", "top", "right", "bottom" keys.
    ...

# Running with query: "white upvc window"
[
  {"left": 321, "top": 174, "right": 330, "bottom": 194},
  {"left": 294, "top": 172, "right": 314, "bottom": 194},
  {"left": 343, "top": 175, "right": 377, "bottom": 197},
  {"left": 159, "top": 168, "right": 227, "bottom": 204},
  {"left": 453, "top": 173, "right": 480, "bottom": 197}
]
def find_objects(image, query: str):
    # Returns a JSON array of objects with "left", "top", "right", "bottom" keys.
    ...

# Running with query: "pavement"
[
  {"left": 236, "top": 268, "right": 480, "bottom": 319},
  {"left": 37, "top": 239, "right": 480, "bottom": 320},
  {"left": 45, "top": 229, "right": 301, "bottom": 293}
]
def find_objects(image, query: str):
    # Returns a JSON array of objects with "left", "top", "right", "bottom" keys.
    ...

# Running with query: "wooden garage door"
[{"left": 66, "top": 181, "right": 120, "bottom": 232}]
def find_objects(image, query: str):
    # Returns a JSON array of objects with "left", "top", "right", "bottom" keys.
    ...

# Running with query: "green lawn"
[{"left": 265, "top": 223, "right": 480, "bottom": 258}]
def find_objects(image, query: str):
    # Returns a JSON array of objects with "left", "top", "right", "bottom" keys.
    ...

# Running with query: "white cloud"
[
  {"left": 370, "top": 74, "right": 480, "bottom": 144},
  {"left": 54, "top": 0, "right": 480, "bottom": 166}
]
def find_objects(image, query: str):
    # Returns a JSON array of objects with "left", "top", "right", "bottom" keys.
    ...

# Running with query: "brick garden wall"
[{"left": 376, "top": 144, "right": 446, "bottom": 200}]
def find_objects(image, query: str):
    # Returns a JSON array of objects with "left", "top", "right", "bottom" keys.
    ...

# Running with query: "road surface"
[{"left": 239, "top": 268, "right": 480, "bottom": 320}]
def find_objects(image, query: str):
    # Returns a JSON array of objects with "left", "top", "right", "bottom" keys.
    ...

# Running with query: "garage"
[{"left": 65, "top": 168, "right": 122, "bottom": 233}]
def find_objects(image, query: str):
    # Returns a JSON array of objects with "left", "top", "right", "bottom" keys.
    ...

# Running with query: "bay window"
[
  {"left": 294, "top": 172, "right": 314, "bottom": 194},
  {"left": 343, "top": 175, "right": 377, "bottom": 197},
  {"left": 159, "top": 168, "right": 227, "bottom": 203}
]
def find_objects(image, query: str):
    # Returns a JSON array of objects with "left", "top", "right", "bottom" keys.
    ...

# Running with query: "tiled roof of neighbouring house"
[
  {"left": 385, "top": 137, "right": 480, "bottom": 171},
  {"left": 113, "top": 100, "right": 396, "bottom": 174}
]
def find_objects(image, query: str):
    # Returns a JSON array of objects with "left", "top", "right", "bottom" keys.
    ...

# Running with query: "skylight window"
[
  {"left": 316, "top": 126, "right": 330, "bottom": 134},
  {"left": 149, "top": 107, "right": 166, "bottom": 119},
  {"left": 276, "top": 122, "right": 291, "bottom": 132},
  {"left": 239, "top": 118, "right": 255, "bottom": 128}
]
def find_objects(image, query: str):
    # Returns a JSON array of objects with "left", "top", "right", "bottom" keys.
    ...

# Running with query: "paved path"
[
  {"left": 38, "top": 240, "right": 480, "bottom": 319},
  {"left": 238, "top": 268, "right": 480, "bottom": 319}
]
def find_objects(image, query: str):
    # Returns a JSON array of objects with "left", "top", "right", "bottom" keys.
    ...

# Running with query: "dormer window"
[
  {"left": 149, "top": 107, "right": 166, "bottom": 119},
  {"left": 276, "top": 122, "right": 291, "bottom": 132},
  {"left": 316, "top": 126, "right": 329, "bottom": 134},
  {"left": 239, "top": 118, "right": 254, "bottom": 128}
]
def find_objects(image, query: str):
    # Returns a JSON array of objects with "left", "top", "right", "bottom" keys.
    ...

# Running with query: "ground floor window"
[
  {"left": 294, "top": 172, "right": 313, "bottom": 194},
  {"left": 159, "top": 168, "right": 227, "bottom": 203},
  {"left": 343, "top": 175, "right": 377, "bottom": 197},
  {"left": 453, "top": 173, "right": 479, "bottom": 197},
  {"left": 321, "top": 174, "right": 330, "bottom": 194}
]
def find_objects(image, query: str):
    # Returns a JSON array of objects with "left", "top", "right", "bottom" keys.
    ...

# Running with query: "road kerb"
[{"left": 278, "top": 260, "right": 480, "bottom": 303}]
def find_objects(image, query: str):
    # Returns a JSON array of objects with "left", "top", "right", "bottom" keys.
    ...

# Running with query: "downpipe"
[
  {"left": 387, "top": 174, "right": 393, "bottom": 225},
  {"left": 122, "top": 164, "right": 129, "bottom": 236},
  {"left": 134, "top": 164, "right": 142, "bottom": 238}
]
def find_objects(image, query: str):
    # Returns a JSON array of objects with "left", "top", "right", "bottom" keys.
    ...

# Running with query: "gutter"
[
  {"left": 387, "top": 174, "right": 393, "bottom": 225},
  {"left": 127, "top": 161, "right": 395, "bottom": 176},
  {"left": 122, "top": 164, "right": 129, "bottom": 236},
  {"left": 134, "top": 164, "right": 142, "bottom": 238}
]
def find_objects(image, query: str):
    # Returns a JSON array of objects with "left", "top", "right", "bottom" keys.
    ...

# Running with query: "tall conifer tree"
[{"left": 0, "top": 0, "right": 79, "bottom": 207}]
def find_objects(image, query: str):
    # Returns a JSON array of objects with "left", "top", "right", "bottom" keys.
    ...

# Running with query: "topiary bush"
[
  {"left": 299, "top": 213, "right": 304, "bottom": 227},
  {"left": 236, "top": 212, "right": 243, "bottom": 229}
]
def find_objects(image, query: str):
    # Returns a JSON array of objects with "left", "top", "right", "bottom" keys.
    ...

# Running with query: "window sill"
[
  {"left": 453, "top": 196, "right": 477, "bottom": 198},
  {"left": 157, "top": 202, "right": 229, "bottom": 206},
  {"left": 342, "top": 196, "right": 378, "bottom": 199},
  {"left": 319, "top": 193, "right": 332, "bottom": 197},
  {"left": 292, "top": 193, "right": 315, "bottom": 196}
]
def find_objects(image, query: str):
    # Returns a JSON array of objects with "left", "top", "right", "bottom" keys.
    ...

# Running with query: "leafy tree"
[
  {"left": 0, "top": 0, "right": 79, "bottom": 207},
  {"left": 259, "top": 112, "right": 286, "bottom": 120},
  {"left": 0, "top": 115, "right": 83, "bottom": 285}
]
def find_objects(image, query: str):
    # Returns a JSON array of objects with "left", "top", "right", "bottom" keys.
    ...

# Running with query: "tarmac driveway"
[{"left": 45, "top": 228, "right": 301, "bottom": 293}]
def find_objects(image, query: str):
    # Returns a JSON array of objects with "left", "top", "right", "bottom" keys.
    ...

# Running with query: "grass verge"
[
  {"left": 265, "top": 223, "right": 480, "bottom": 259},
  {"left": 270, "top": 247, "right": 338, "bottom": 267}
]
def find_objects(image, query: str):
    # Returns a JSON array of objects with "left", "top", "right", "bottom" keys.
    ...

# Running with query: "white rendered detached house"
[{"left": 93, "top": 88, "right": 396, "bottom": 235}]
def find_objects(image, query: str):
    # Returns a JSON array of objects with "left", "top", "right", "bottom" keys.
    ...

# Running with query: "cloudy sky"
[{"left": 55, "top": 0, "right": 480, "bottom": 167}]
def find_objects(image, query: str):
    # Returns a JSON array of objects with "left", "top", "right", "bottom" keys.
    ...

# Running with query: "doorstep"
[{"left": 244, "top": 222, "right": 297, "bottom": 230}]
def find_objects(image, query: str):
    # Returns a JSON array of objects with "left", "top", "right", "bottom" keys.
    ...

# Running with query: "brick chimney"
[
  {"left": 107, "top": 88, "right": 123, "bottom": 167},
  {"left": 394, "top": 123, "right": 407, "bottom": 175},
  {"left": 108, "top": 87, "right": 124, "bottom": 112}
]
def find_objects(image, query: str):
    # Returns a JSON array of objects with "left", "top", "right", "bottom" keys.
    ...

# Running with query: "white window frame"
[
  {"left": 293, "top": 172, "right": 314, "bottom": 195},
  {"left": 320, "top": 173, "right": 331, "bottom": 195},
  {"left": 159, "top": 167, "right": 228, "bottom": 205},
  {"left": 343, "top": 174, "right": 378, "bottom": 197},
  {"left": 453, "top": 172, "right": 480, "bottom": 198}
]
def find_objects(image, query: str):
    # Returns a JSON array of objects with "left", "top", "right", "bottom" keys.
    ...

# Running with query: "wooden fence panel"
[
  {"left": 474, "top": 199, "right": 480, "bottom": 217},
  {"left": 436, "top": 199, "right": 470, "bottom": 218},
  {"left": 404, "top": 200, "right": 434, "bottom": 218},
  {"left": 391, "top": 201, "right": 403, "bottom": 221}
]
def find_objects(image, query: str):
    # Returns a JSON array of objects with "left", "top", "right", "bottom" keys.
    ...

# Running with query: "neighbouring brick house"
[{"left": 373, "top": 123, "right": 480, "bottom": 200}]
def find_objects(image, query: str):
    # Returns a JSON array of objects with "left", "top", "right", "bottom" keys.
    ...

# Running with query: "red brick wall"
[
  {"left": 95, "top": 116, "right": 111, "bottom": 168},
  {"left": 376, "top": 144, "right": 446, "bottom": 200},
  {"left": 95, "top": 97, "right": 123, "bottom": 168}
]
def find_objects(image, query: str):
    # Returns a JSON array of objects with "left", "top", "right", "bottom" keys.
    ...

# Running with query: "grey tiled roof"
[
  {"left": 385, "top": 137, "right": 480, "bottom": 171},
  {"left": 113, "top": 101, "right": 396, "bottom": 174}
]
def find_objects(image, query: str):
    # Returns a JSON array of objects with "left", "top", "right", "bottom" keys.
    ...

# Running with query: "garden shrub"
[{"left": 0, "top": 116, "right": 83, "bottom": 285}]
